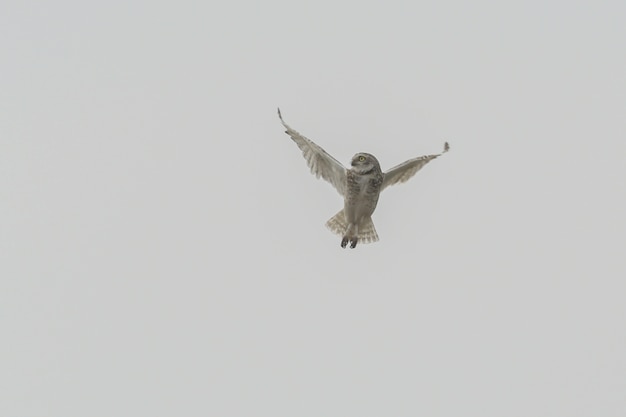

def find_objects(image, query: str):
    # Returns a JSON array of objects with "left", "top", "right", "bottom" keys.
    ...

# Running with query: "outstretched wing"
[
  {"left": 278, "top": 108, "right": 347, "bottom": 196},
  {"left": 381, "top": 142, "right": 449, "bottom": 191}
]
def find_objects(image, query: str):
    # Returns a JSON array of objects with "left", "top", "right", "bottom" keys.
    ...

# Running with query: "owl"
[{"left": 279, "top": 108, "right": 449, "bottom": 248}]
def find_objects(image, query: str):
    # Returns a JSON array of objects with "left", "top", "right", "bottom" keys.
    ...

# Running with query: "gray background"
[{"left": 2, "top": 0, "right": 625, "bottom": 416}]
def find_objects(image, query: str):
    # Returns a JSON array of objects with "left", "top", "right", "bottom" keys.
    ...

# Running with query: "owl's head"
[{"left": 351, "top": 153, "right": 381, "bottom": 174}]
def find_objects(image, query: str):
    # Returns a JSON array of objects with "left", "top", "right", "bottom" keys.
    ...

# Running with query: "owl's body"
[
  {"left": 326, "top": 155, "right": 384, "bottom": 248},
  {"left": 278, "top": 109, "right": 449, "bottom": 248}
]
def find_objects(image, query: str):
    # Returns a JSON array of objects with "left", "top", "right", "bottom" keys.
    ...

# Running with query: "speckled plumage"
[{"left": 278, "top": 108, "right": 449, "bottom": 248}]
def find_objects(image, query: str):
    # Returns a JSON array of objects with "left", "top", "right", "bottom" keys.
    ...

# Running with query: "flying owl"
[{"left": 278, "top": 108, "right": 449, "bottom": 248}]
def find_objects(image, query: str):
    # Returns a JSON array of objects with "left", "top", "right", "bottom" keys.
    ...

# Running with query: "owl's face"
[{"left": 351, "top": 153, "right": 381, "bottom": 174}]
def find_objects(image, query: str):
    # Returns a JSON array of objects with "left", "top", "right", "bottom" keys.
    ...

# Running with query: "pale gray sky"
[{"left": 2, "top": 0, "right": 625, "bottom": 416}]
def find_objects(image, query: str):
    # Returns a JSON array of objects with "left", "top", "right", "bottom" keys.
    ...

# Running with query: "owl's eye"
[{"left": 358, "top": 156, "right": 366, "bottom": 162}]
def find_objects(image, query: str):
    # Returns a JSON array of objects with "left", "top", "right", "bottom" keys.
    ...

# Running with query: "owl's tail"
[
  {"left": 325, "top": 210, "right": 348, "bottom": 236},
  {"left": 325, "top": 210, "right": 379, "bottom": 244},
  {"left": 357, "top": 217, "right": 379, "bottom": 244}
]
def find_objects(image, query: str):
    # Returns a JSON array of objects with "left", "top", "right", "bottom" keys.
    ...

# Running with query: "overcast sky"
[{"left": 2, "top": 0, "right": 626, "bottom": 416}]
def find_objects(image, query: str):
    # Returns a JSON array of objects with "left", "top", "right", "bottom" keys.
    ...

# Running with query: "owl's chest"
[{"left": 346, "top": 172, "right": 382, "bottom": 204}]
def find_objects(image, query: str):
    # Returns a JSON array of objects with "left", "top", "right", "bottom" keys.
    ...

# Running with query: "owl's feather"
[
  {"left": 325, "top": 209, "right": 348, "bottom": 236},
  {"left": 381, "top": 142, "right": 449, "bottom": 190},
  {"left": 278, "top": 108, "right": 347, "bottom": 196}
]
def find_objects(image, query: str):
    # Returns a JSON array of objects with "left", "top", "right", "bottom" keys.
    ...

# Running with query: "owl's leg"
[
  {"left": 351, "top": 224, "right": 359, "bottom": 248},
  {"left": 341, "top": 223, "right": 358, "bottom": 249}
]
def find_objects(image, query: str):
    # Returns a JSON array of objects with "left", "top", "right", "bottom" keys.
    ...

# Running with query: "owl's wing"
[
  {"left": 381, "top": 142, "right": 449, "bottom": 191},
  {"left": 278, "top": 108, "right": 347, "bottom": 196}
]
